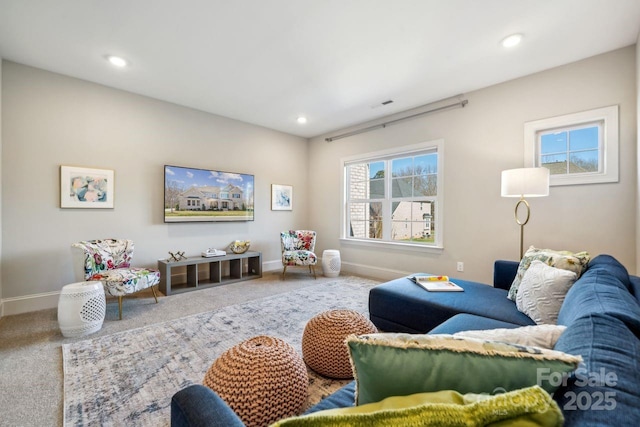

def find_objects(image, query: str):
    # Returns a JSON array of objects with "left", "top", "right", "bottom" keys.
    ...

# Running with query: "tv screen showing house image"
[{"left": 164, "top": 165, "right": 254, "bottom": 222}]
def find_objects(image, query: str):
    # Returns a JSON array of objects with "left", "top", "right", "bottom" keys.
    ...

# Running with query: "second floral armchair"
[{"left": 280, "top": 230, "right": 318, "bottom": 279}]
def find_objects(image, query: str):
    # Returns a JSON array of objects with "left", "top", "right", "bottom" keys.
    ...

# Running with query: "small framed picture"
[
  {"left": 60, "top": 166, "right": 114, "bottom": 209},
  {"left": 271, "top": 184, "right": 293, "bottom": 211}
]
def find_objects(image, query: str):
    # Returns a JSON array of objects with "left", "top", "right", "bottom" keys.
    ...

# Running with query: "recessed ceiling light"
[
  {"left": 297, "top": 116, "right": 307, "bottom": 124},
  {"left": 501, "top": 34, "right": 522, "bottom": 48},
  {"left": 106, "top": 55, "right": 128, "bottom": 67}
]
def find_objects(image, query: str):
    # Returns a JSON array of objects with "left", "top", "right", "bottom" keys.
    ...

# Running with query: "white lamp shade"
[{"left": 501, "top": 168, "right": 549, "bottom": 198}]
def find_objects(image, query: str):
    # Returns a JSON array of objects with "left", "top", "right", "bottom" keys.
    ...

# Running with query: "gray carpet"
[{"left": 0, "top": 272, "right": 380, "bottom": 427}]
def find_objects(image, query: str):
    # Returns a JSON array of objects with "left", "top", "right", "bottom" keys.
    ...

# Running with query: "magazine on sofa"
[{"left": 410, "top": 275, "right": 464, "bottom": 292}]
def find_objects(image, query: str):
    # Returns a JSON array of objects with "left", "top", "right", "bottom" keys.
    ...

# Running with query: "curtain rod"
[{"left": 325, "top": 95, "right": 468, "bottom": 142}]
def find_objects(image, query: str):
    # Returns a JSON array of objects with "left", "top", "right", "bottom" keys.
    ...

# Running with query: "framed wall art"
[
  {"left": 271, "top": 184, "right": 293, "bottom": 211},
  {"left": 60, "top": 165, "right": 114, "bottom": 208}
]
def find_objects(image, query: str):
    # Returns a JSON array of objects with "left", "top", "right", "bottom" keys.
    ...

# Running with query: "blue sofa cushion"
[
  {"left": 630, "top": 276, "right": 640, "bottom": 303},
  {"left": 493, "top": 260, "right": 520, "bottom": 290},
  {"left": 303, "top": 382, "right": 356, "bottom": 414},
  {"left": 553, "top": 313, "right": 640, "bottom": 426},
  {"left": 429, "top": 313, "right": 522, "bottom": 334},
  {"left": 557, "top": 263, "right": 640, "bottom": 331},
  {"left": 369, "top": 276, "right": 535, "bottom": 333},
  {"left": 171, "top": 384, "right": 245, "bottom": 427},
  {"left": 587, "top": 254, "right": 631, "bottom": 290},
  {"left": 170, "top": 383, "right": 357, "bottom": 427}
]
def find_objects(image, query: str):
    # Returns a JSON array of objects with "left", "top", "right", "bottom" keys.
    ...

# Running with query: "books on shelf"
[{"left": 410, "top": 275, "right": 464, "bottom": 292}]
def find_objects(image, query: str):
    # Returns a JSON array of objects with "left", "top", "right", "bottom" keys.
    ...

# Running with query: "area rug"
[{"left": 62, "top": 276, "right": 380, "bottom": 426}]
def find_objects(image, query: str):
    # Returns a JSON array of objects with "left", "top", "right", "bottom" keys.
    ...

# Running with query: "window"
[
  {"left": 342, "top": 140, "right": 443, "bottom": 249},
  {"left": 524, "top": 105, "right": 618, "bottom": 186},
  {"left": 539, "top": 124, "right": 601, "bottom": 174}
]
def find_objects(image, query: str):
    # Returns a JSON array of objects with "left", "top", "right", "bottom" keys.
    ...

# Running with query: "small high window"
[
  {"left": 524, "top": 105, "right": 618, "bottom": 186},
  {"left": 539, "top": 123, "right": 601, "bottom": 175}
]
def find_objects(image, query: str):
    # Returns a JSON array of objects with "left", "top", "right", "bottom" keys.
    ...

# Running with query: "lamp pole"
[{"left": 514, "top": 196, "right": 531, "bottom": 260}]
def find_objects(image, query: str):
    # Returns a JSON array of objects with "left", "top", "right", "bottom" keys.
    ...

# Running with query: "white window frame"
[
  {"left": 340, "top": 139, "right": 444, "bottom": 252},
  {"left": 524, "top": 105, "right": 619, "bottom": 186}
]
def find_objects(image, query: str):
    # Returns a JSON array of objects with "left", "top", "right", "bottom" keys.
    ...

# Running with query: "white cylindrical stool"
[
  {"left": 322, "top": 250, "right": 341, "bottom": 278},
  {"left": 58, "top": 281, "right": 106, "bottom": 338}
]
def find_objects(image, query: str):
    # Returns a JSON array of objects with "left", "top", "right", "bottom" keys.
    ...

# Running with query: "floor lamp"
[{"left": 501, "top": 168, "right": 550, "bottom": 260}]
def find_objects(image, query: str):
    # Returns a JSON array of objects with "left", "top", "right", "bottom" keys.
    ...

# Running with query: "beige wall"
[
  {"left": 1, "top": 61, "right": 308, "bottom": 314},
  {"left": 0, "top": 59, "right": 3, "bottom": 317},
  {"left": 309, "top": 46, "right": 637, "bottom": 284},
  {"left": 637, "top": 35, "right": 640, "bottom": 273}
]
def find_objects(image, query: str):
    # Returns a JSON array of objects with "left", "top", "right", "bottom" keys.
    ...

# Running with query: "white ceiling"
[{"left": 1, "top": 0, "right": 640, "bottom": 138}]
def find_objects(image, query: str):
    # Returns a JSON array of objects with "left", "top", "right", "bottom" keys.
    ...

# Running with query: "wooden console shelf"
[{"left": 158, "top": 251, "right": 262, "bottom": 296}]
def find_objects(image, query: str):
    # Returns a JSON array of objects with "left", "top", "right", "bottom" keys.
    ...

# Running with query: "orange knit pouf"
[
  {"left": 302, "top": 309, "right": 378, "bottom": 379},
  {"left": 203, "top": 335, "right": 308, "bottom": 427}
]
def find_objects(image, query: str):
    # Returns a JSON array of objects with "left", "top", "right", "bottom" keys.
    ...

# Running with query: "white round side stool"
[
  {"left": 322, "top": 250, "right": 341, "bottom": 278},
  {"left": 58, "top": 281, "right": 106, "bottom": 338}
]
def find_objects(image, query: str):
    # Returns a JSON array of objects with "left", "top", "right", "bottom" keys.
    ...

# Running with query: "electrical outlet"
[{"left": 456, "top": 262, "right": 464, "bottom": 272}]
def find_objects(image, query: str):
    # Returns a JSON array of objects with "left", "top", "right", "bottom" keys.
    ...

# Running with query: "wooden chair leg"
[
  {"left": 310, "top": 265, "right": 317, "bottom": 279},
  {"left": 150, "top": 285, "right": 159, "bottom": 303},
  {"left": 282, "top": 265, "right": 287, "bottom": 280},
  {"left": 118, "top": 296, "right": 123, "bottom": 320}
]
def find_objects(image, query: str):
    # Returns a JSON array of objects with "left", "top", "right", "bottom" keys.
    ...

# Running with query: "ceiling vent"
[{"left": 371, "top": 100, "right": 394, "bottom": 109}]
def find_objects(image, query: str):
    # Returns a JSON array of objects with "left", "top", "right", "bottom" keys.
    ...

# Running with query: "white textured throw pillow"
[
  {"left": 515, "top": 260, "right": 577, "bottom": 325},
  {"left": 454, "top": 324, "right": 567, "bottom": 349}
]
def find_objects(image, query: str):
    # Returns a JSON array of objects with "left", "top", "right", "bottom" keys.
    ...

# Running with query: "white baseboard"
[
  {"left": 264, "top": 258, "right": 409, "bottom": 281},
  {"left": 1, "top": 291, "right": 61, "bottom": 316},
  {"left": 265, "top": 257, "right": 409, "bottom": 281},
  {"left": 262, "top": 259, "right": 283, "bottom": 272},
  {"left": 0, "top": 260, "right": 408, "bottom": 316},
  {"left": 340, "top": 261, "right": 410, "bottom": 281}
]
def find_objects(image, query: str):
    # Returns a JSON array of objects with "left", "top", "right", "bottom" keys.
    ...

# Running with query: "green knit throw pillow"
[{"left": 271, "top": 385, "right": 563, "bottom": 427}]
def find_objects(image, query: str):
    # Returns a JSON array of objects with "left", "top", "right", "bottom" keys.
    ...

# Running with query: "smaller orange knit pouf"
[
  {"left": 302, "top": 309, "right": 378, "bottom": 379},
  {"left": 203, "top": 336, "right": 309, "bottom": 427}
]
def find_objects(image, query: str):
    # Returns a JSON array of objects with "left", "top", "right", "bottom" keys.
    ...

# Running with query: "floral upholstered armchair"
[
  {"left": 71, "top": 239, "right": 160, "bottom": 320},
  {"left": 280, "top": 230, "right": 318, "bottom": 279}
]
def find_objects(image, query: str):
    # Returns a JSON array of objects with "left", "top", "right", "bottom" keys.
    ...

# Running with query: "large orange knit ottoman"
[
  {"left": 203, "top": 335, "right": 308, "bottom": 427},
  {"left": 302, "top": 309, "right": 377, "bottom": 379}
]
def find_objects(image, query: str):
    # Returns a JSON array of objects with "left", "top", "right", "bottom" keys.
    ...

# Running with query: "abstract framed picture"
[
  {"left": 60, "top": 166, "right": 114, "bottom": 208},
  {"left": 271, "top": 184, "right": 293, "bottom": 211}
]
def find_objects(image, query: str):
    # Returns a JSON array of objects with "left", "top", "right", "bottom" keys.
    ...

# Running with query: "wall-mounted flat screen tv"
[{"left": 164, "top": 165, "right": 254, "bottom": 223}]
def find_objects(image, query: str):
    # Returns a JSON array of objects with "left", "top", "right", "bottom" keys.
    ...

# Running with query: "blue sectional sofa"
[{"left": 171, "top": 255, "right": 640, "bottom": 426}]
